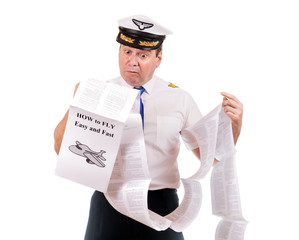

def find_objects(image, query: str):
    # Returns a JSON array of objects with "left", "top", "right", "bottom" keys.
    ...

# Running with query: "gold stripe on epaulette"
[
  {"left": 120, "top": 34, "right": 135, "bottom": 43},
  {"left": 139, "top": 40, "right": 159, "bottom": 47},
  {"left": 168, "top": 83, "right": 178, "bottom": 88}
]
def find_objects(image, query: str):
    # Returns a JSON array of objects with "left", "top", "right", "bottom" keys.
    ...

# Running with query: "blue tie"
[{"left": 134, "top": 87, "right": 145, "bottom": 130}]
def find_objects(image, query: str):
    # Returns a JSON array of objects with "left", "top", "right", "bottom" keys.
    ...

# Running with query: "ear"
[{"left": 156, "top": 50, "right": 162, "bottom": 68}]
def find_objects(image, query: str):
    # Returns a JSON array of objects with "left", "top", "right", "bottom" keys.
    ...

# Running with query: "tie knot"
[{"left": 134, "top": 87, "right": 145, "bottom": 95}]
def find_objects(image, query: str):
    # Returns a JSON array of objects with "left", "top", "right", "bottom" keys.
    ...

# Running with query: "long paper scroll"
[{"left": 56, "top": 79, "right": 247, "bottom": 239}]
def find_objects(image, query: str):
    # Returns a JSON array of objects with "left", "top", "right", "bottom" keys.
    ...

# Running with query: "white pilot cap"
[{"left": 116, "top": 15, "right": 172, "bottom": 50}]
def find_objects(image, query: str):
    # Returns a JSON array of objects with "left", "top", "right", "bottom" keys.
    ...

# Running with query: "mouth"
[
  {"left": 125, "top": 66, "right": 140, "bottom": 75},
  {"left": 126, "top": 70, "right": 139, "bottom": 75}
]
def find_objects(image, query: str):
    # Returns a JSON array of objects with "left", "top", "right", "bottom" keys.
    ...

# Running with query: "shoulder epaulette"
[{"left": 168, "top": 82, "right": 178, "bottom": 88}]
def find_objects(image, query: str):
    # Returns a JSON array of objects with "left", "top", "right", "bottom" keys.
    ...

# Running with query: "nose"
[{"left": 128, "top": 54, "right": 138, "bottom": 66}]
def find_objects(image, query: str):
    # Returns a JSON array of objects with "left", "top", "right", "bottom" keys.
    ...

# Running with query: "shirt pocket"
[{"left": 156, "top": 116, "right": 182, "bottom": 151}]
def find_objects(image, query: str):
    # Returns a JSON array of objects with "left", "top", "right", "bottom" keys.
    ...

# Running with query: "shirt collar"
[
  {"left": 141, "top": 76, "right": 156, "bottom": 95},
  {"left": 115, "top": 76, "right": 133, "bottom": 88},
  {"left": 117, "top": 75, "right": 156, "bottom": 95}
]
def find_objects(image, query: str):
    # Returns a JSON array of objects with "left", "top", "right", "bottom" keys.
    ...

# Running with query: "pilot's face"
[{"left": 118, "top": 45, "right": 162, "bottom": 87}]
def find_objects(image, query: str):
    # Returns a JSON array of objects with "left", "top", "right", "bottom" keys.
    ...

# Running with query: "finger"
[
  {"left": 221, "top": 92, "right": 241, "bottom": 103},
  {"left": 223, "top": 98, "right": 239, "bottom": 109},
  {"left": 224, "top": 105, "right": 237, "bottom": 115},
  {"left": 224, "top": 109, "right": 240, "bottom": 124},
  {"left": 224, "top": 110, "right": 236, "bottom": 120},
  {"left": 224, "top": 105, "right": 242, "bottom": 118}
]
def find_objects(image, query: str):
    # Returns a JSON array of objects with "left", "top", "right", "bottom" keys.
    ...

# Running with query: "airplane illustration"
[{"left": 69, "top": 141, "right": 107, "bottom": 168}]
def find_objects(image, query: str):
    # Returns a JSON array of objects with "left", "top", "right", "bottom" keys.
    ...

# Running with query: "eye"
[
  {"left": 140, "top": 53, "right": 147, "bottom": 58},
  {"left": 124, "top": 50, "right": 130, "bottom": 54}
]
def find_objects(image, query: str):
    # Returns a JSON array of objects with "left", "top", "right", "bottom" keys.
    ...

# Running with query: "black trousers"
[{"left": 84, "top": 189, "right": 184, "bottom": 240}]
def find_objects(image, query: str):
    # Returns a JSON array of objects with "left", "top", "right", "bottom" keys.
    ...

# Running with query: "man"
[{"left": 54, "top": 15, "right": 243, "bottom": 240}]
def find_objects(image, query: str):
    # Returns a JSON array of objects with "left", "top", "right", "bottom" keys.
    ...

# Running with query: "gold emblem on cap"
[
  {"left": 139, "top": 40, "right": 159, "bottom": 47},
  {"left": 120, "top": 33, "right": 135, "bottom": 43}
]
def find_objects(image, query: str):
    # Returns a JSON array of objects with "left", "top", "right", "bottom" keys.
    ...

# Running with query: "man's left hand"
[{"left": 221, "top": 92, "right": 243, "bottom": 144}]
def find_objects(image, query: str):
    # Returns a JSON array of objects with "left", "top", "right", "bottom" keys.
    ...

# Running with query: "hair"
[{"left": 156, "top": 45, "right": 163, "bottom": 57}]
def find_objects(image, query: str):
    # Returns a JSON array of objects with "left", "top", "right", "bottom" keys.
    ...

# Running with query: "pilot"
[{"left": 54, "top": 15, "right": 243, "bottom": 240}]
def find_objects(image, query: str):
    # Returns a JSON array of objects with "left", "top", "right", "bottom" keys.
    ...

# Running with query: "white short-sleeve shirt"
[{"left": 109, "top": 76, "right": 202, "bottom": 190}]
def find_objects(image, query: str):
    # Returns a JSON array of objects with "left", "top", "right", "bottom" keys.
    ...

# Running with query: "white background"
[{"left": 1, "top": 0, "right": 298, "bottom": 239}]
